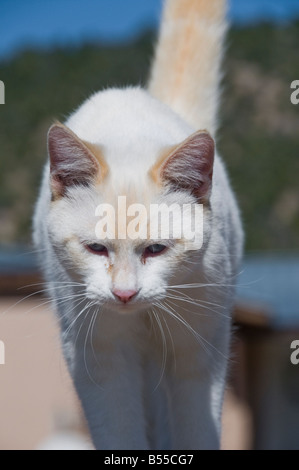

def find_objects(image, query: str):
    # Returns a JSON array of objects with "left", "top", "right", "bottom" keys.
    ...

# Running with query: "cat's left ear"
[
  {"left": 151, "top": 130, "right": 214, "bottom": 202},
  {"left": 48, "top": 122, "right": 107, "bottom": 199}
]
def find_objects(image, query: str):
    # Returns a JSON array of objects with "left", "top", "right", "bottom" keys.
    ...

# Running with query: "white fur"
[
  {"left": 149, "top": 0, "right": 228, "bottom": 135},
  {"left": 33, "top": 0, "right": 243, "bottom": 450}
]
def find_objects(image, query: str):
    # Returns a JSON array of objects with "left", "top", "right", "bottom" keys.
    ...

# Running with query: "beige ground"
[{"left": 0, "top": 297, "right": 250, "bottom": 450}]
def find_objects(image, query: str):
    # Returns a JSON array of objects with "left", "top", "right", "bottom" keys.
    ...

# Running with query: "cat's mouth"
[
  {"left": 113, "top": 300, "right": 150, "bottom": 314},
  {"left": 109, "top": 288, "right": 147, "bottom": 314},
  {"left": 109, "top": 295, "right": 154, "bottom": 314},
  {"left": 86, "top": 289, "right": 158, "bottom": 314}
]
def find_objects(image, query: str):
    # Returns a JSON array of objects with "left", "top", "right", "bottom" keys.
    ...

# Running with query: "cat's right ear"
[
  {"left": 150, "top": 130, "right": 214, "bottom": 202},
  {"left": 48, "top": 123, "right": 107, "bottom": 199}
]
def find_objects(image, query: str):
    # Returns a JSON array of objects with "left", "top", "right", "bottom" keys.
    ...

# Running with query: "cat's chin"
[{"left": 105, "top": 300, "right": 152, "bottom": 315}]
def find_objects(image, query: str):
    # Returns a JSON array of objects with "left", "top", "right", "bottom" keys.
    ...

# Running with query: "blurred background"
[{"left": 0, "top": 0, "right": 298, "bottom": 450}]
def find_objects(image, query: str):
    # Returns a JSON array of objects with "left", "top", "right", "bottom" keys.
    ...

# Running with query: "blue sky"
[{"left": 1, "top": 0, "right": 299, "bottom": 61}]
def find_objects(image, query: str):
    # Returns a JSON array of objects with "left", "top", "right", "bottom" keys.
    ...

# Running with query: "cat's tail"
[{"left": 148, "top": 0, "right": 227, "bottom": 136}]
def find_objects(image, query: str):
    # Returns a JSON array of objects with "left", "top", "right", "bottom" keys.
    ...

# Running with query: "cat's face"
[{"left": 47, "top": 121, "right": 214, "bottom": 314}]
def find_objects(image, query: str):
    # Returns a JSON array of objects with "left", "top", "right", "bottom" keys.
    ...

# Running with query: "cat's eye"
[
  {"left": 86, "top": 243, "right": 108, "bottom": 256},
  {"left": 143, "top": 244, "right": 167, "bottom": 258}
]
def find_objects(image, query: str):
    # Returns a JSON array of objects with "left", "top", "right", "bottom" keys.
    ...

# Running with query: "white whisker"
[
  {"left": 90, "top": 307, "right": 104, "bottom": 372},
  {"left": 151, "top": 307, "right": 167, "bottom": 391},
  {"left": 164, "top": 293, "right": 230, "bottom": 319},
  {"left": 83, "top": 303, "right": 103, "bottom": 389}
]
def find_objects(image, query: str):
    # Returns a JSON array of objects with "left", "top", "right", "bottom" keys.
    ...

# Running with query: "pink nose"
[{"left": 113, "top": 289, "right": 137, "bottom": 304}]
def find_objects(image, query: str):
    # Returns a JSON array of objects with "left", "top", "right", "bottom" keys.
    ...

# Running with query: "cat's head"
[{"left": 46, "top": 90, "right": 214, "bottom": 314}]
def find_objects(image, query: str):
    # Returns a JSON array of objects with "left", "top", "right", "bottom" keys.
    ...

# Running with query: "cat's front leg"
[
  {"left": 166, "top": 316, "right": 229, "bottom": 450},
  {"left": 69, "top": 313, "right": 149, "bottom": 450},
  {"left": 168, "top": 374, "right": 222, "bottom": 450}
]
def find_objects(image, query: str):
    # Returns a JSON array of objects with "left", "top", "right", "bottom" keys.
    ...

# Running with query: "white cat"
[{"left": 33, "top": 0, "right": 243, "bottom": 450}]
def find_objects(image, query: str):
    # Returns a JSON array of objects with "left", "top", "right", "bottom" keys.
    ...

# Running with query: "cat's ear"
[
  {"left": 151, "top": 130, "right": 214, "bottom": 201},
  {"left": 48, "top": 123, "right": 107, "bottom": 198}
]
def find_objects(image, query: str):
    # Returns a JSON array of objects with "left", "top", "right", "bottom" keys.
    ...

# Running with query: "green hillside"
[{"left": 0, "top": 23, "right": 298, "bottom": 251}]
